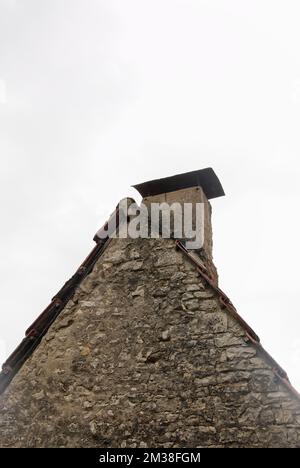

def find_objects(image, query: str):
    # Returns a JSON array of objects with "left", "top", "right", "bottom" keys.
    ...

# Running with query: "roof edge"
[
  {"left": 132, "top": 167, "right": 225, "bottom": 200},
  {"left": 175, "top": 239, "right": 300, "bottom": 403}
]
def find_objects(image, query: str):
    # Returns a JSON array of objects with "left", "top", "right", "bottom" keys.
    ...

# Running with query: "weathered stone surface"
[{"left": 0, "top": 233, "right": 300, "bottom": 448}]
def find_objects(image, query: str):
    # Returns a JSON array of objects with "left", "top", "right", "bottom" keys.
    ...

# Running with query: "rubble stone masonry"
[{"left": 1, "top": 234, "right": 300, "bottom": 447}]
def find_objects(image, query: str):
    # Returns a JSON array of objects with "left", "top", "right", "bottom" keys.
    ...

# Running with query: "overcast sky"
[{"left": 1, "top": 0, "right": 300, "bottom": 390}]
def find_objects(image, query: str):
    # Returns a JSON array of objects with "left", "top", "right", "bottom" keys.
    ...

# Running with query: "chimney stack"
[{"left": 133, "top": 167, "right": 225, "bottom": 262}]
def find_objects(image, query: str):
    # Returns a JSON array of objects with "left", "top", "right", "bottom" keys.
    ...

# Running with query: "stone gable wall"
[{"left": 0, "top": 237, "right": 300, "bottom": 447}]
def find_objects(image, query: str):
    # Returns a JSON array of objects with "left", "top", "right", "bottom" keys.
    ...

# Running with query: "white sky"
[{"left": 0, "top": 0, "right": 300, "bottom": 390}]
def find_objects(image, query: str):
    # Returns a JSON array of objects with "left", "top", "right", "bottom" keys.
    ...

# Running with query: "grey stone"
[
  {"left": 226, "top": 346, "right": 257, "bottom": 360},
  {"left": 186, "top": 284, "right": 202, "bottom": 292},
  {"left": 161, "top": 330, "right": 171, "bottom": 341},
  {"left": 132, "top": 286, "right": 145, "bottom": 297}
]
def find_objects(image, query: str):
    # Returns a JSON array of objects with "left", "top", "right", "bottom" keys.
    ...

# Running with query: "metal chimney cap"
[{"left": 132, "top": 167, "right": 225, "bottom": 200}]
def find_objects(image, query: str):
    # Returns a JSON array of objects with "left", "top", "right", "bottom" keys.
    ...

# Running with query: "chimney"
[{"left": 133, "top": 167, "right": 225, "bottom": 268}]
